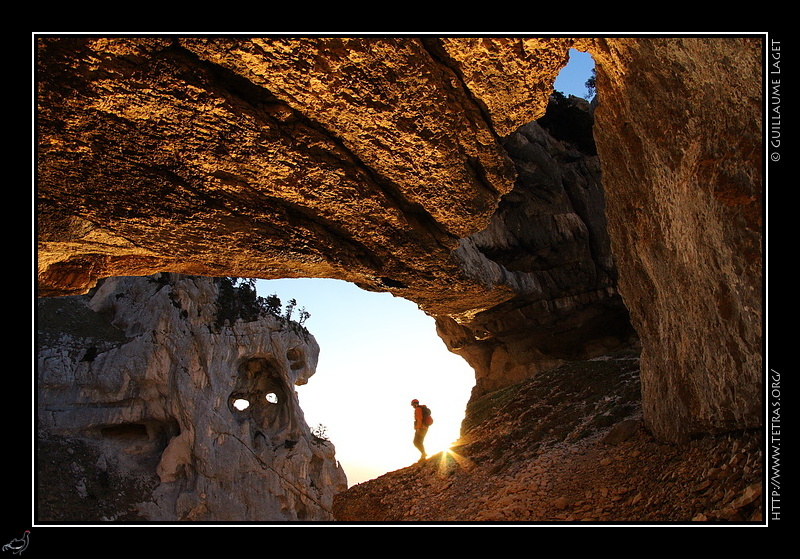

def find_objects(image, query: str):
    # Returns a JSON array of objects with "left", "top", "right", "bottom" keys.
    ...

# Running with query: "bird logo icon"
[{"left": 2, "top": 531, "right": 29, "bottom": 555}]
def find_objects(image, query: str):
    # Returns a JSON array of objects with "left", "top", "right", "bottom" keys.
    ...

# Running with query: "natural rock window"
[
  {"left": 228, "top": 358, "right": 288, "bottom": 431},
  {"left": 232, "top": 392, "right": 279, "bottom": 411}
]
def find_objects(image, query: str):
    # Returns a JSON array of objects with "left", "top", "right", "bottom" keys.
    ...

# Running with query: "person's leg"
[
  {"left": 413, "top": 430, "right": 426, "bottom": 456},
  {"left": 414, "top": 428, "right": 427, "bottom": 461}
]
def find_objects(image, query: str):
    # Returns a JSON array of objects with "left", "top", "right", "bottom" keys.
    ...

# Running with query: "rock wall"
[
  {"left": 35, "top": 36, "right": 763, "bottom": 444},
  {"left": 37, "top": 273, "right": 347, "bottom": 521},
  {"left": 588, "top": 37, "right": 763, "bottom": 441}
]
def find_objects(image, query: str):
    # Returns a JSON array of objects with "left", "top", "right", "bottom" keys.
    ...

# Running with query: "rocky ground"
[{"left": 332, "top": 349, "right": 764, "bottom": 524}]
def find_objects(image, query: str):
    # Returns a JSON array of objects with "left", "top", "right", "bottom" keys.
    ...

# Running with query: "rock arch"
[{"left": 35, "top": 35, "right": 763, "bottom": 444}]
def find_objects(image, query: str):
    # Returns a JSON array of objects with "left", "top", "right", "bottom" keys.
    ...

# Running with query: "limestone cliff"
[
  {"left": 37, "top": 273, "right": 346, "bottom": 521},
  {"left": 439, "top": 94, "right": 637, "bottom": 397},
  {"left": 36, "top": 35, "right": 763, "bottom": 445}
]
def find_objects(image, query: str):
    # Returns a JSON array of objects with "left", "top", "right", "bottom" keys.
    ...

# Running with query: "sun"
[
  {"left": 432, "top": 447, "right": 475, "bottom": 477},
  {"left": 424, "top": 430, "right": 460, "bottom": 457}
]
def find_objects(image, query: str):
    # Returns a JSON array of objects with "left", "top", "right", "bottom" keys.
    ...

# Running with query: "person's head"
[{"left": 411, "top": 399, "right": 419, "bottom": 407}]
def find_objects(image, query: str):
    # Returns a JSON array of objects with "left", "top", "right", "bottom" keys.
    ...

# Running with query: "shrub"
[{"left": 213, "top": 277, "right": 311, "bottom": 335}]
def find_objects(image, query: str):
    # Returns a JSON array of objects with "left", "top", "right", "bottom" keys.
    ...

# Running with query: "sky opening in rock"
[{"left": 257, "top": 49, "right": 596, "bottom": 486}]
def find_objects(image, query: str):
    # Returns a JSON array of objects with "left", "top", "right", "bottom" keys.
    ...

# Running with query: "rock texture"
[
  {"left": 438, "top": 94, "right": 636, "bottom": 397},
  {"left": 36, "top": 36, "right": 762, "bottom": 446},
  {"left": 589, "top": 38, "right": 763, "bottom": 442},
  {"left": 37, "top": 273, "right": 347, "bottom": 521}
]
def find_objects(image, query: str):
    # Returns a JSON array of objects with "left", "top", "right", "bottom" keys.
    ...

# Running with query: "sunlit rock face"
[
  {"left": 37, "top": 273, "right": 347, "bottom": 521},
  {"left": 36, "top": 37, "right": 583, "bottom": 319},
  {"left": 36, "top": 36, "right": 762, "bottom": 444}
]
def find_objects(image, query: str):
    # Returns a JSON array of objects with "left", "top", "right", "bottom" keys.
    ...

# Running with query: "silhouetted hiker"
[{"left": 411, "top": 399, "right": 433, "bottom": 463}]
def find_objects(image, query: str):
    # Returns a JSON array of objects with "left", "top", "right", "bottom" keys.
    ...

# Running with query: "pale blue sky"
[
  {"left": 554, "top": 48, "right": 595, "bottom": 99},
  {"left": 258, "top": 277, "right": 475, "bottom": 485},
  {"left": 258, "top": 49, "right": 595, "bottom": 486}
]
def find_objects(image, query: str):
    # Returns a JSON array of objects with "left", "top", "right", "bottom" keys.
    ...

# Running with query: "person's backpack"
[{"left": 420, "top": 405, "right": 434, "bottom": 426}]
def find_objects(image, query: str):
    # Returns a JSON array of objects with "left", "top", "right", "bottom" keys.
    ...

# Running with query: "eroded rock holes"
[{"left": 228, "top": 357, "right": 291, "bottom": 442}]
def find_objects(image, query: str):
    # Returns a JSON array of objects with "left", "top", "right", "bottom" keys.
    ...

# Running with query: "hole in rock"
[
  {"left": 553, "top": 48, "right": 596, "bottom": 102},
  {"left": 100, "top": 423, "right": 149, "bottom": 441},
  {"left": 80, "top": 347, "right": 99, "bottom": 362},
  {"left": 256, "top": 277, "right": 474, "bottom": 487},
  {"left": 228, "top": 357, "right": 291, "bottom": 437},
  {"left": 231, "top": 51, "right": 602, "bottom": 487},
  {"left": 94, "top": 418, "right": 180, "bottom": 470}
]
